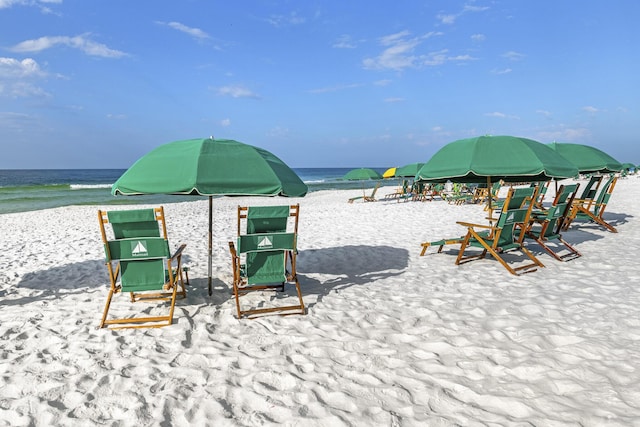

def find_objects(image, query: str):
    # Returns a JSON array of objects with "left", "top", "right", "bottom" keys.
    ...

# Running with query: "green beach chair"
[
  {"left": 98, "top": 207, "right": 187, "bottom": 329},
  {"left": 230, "top": 205, "right": 305, "bottom": 318},
  {"left": 348, "top": 182, "right": 381, "bottom": 203},
  {"left": 229, "top": 232, "right": 305, "bottom": 318},
  {"left": 455, "top": 186, "right": 544, "bottom": 275},
  {"left": 563, "top": 175, "right": 618, "bottom": 233},
  {"left": 523, "top": 183, "right": 582, "bottom": 261}
]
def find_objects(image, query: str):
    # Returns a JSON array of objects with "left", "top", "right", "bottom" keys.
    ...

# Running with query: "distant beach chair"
[
  {"left": 563, "top": 175, "right": 618, "bottom": 233},
  {"left": 229, "top": 204, "right": 305, "bottom": 318},
  {"left": 348, "top": 182, "right": 381, "bottom": 203},
  {"left": 422, "top": 186, "right": 544, "bottom": 275},
  {"left": 523, "top": 183, "right": 582, "bottom": 261},
  {"left": 97, "top": 207, "right": 188, "bottom": 329}
]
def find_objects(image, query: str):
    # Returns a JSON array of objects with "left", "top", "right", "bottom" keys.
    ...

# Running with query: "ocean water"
[{"left": 0, "top": 168, "right": 392, "bottom": 214}]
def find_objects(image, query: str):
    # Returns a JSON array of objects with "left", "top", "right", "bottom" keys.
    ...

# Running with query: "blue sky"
[{"left": 1, "top": 1, "right": 638, "bottom": 169}]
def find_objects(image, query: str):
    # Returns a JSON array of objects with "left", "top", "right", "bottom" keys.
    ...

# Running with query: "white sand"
[{"left": 1, "top": 177, "right": 640, "bottom": 426}]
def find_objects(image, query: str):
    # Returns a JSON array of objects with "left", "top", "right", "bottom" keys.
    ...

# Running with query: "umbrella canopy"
[
  {"left": 620, "top": 162, "right": 635, "bottom": 171},
  {"left": 343, "top": 168, "right": 383, "bottom": 180},
  {"left": 382, "top": 167, "right": 397, "bottom": 179},
  {"left": 395, "top": 162, "right": 425, "bottom": 178},
  {"left": 547, "top": 142, "right": 623, "bottom": 174},
  {"left": 112, "top": 137, "right": 307, "bottom": 295},
  {"left": 113, "top": 138, "right": 307, "bottom": 197},
  {"left": 416, "top": 135, "right": 579, "bottom": 184}
]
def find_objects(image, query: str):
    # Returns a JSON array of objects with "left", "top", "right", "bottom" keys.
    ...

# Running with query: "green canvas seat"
[
  {"left": 230, "top": 205, "right": 304, "bottom": 318},
  {"left": 523, "top": 183, "right": 582, "bottom": 261},
  {"left": 98, "top": 207, "right": 187, "bottom": 329},
  {"left": 229, "top": 232, "right": 305, "bottom": 318},
  {"left": 563, "top": 175, "right": 618, "bottom": 233}
]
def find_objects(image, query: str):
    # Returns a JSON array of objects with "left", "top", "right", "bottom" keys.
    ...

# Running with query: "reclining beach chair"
[
  {"left": 348, "top": 182, "right": 381, "bottom": 203},
  {"left": 421, "top": 186, "right": 544, "bottom": 275},
  {"left": 455, "top": 186, "right": 544, "bottom": 275},
  {"left": 563, "top": 175, "right": 618, "bottom": 233},
  {"left": 97, "top": 207, "right": 187, "bottom": 329},
  {"left": 523, "top": 183, "right": 582, "bottom": 261},
  {"left": 229, "top": 205, "right": 305, "bottom": 318}
]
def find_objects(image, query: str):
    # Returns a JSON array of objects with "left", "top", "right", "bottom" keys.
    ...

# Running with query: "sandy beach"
[{"left": 1, "top": 176, "right": 639, "bottom": 426}]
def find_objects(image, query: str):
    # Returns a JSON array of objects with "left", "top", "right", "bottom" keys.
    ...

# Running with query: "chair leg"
[{"left": 99, "top": 288, "right": 115, "bottom": 328}]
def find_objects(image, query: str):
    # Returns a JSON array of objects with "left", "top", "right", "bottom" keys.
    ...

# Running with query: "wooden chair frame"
[{"left": 98, "top": 207, "right": 187, "bottom": 329}]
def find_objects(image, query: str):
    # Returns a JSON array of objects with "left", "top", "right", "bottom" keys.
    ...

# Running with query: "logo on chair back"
[
  {"left": 131, "top": 240, "right": 148, "bottom": 256},
  {"left": 257, "top": 236, "right": 273, "bottom": 249}
]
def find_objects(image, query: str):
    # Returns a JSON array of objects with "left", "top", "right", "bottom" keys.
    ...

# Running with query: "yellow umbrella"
[{"left": 383, "top": 167, "right": 397, "bottom": 178}]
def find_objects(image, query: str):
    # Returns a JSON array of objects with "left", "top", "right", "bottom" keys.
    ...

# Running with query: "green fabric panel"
[
  {"left": 245, "top": 251, "right": 287, "bottom": 285},
  {"left": 106, "top": 237, "right": 170, "bottom": 261},
  {"left": 556, "top": 184, "right": 578, "bottom": 204},
  {"left": 237, "top": 232, "right": 295, "bottom": 285},
  {"left": 246, "top": 205, "right": 290, "bottom": 233},
  {"left": 107, "top": 209, "right": 160, "bottom": 238},
  {"left": 237, "top": 233, "right": 296, "bottom": 253},
  {"left": 120, "top": 258, "right": 167, "bottom": 292}
]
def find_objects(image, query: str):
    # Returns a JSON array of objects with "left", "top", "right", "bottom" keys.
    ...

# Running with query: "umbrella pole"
[
  {"left": 487, "top": 176, "right": 494, "bottom": 221},
  {"left": 208, "top": 196, "right": 213, "bottom": 296}
]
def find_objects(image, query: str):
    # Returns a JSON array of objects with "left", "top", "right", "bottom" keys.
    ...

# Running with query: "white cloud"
[
  {"left": 437, "top": 4, "right": 489, "bottom": 25},
  {"left": 106, "top": 113, "right": 127, "bottom": 120},
  {"left": 582, "top": 106, "right": 600, "bottom": 114},
  {"left": 332, "top": 35, "right": 357, "bottom": 49},
  {"left": 267, "top": 11, "right": 305, "bottom": 27},
  {"left": 384, "top": 97, "right": 404, "bottom": 103},
  {"left": 0, "top": 57, "right": 46, "bottom": 78},
  {"left": 220, "top": 118, "right": 231, "bottom": 127},
  {"left": 485, "top": 111, "right": 520, "bottom": 120},
  {"left": 374, "top": 79, "right": 392, "bottom": 86},
  {"left": 537, "top": 127, "right": 591, "bottom": 142},
  {"left": 492, "top": 68, "right": 512, "bottom": 75},
  {"left": 0, "top": 0, "right": 61, "bottom": 10},
  {"left": 471, "top": 34, "right": 486, "bottom": 42},
  {"left": 536, "top": 109, "right": 552, "bottom": 118},
  {"left": 215, "top": 85, "right": 260, "bottom": 99},
  {"left": 502, "top": 51, "right": 525, "bottom": 61},
  {"left": 308, "top": 83, "right": 364, "bottom": 94},
  {"left": 157, "top": 21, "right": 210, "bottom": 40},
  {"left": 11, "top": 34, "right": 127, "bottom": 58},
  {"left": 363, "top": 31, "right": 457, "bottom": 71},
  {"left": 0, "top": 57, "right": 49, "bottom": 98}
]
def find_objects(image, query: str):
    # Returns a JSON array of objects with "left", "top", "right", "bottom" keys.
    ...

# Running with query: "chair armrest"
[
  {"left": 456, "top": 221, "right": 494, "bottom": 230},
  {"left": 170, "top": 243, "right": 187, "bottom": 261}
]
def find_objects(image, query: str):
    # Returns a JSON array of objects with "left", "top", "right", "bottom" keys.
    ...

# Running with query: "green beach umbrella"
[
  {"left": 343, "top": 168, "right": 383, "bottom": 180},
  {"left": 112, "top": 137, "right": 307, "bottom": 295},
  {"left": 547, "top": 142, "right": 623, "bottom": 174},
  {"left": 621, "top": 162, "right": 635, "bottom": 171},
  {"left": 395, "top": 162, "right": 425, "bottom": 178},
  {"left": 416, "top": 135, "right": 579, "bottom": 211}
]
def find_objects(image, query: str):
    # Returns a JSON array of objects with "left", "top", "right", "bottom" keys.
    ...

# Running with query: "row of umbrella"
[
  {"left": 111, "top": 135, "right": 626, "bottom": 296},
  {"left": 346, "top": 139, "right": 625, "bottom": 184}
]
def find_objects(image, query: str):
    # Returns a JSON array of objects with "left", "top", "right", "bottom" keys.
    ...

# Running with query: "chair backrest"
[
  {"left": 543, "top": 183, "right": 578, "bottom": 236},
  {"left": 238, "top": 204, "right": 299, "bottom": 235},
  {"left": 578, "top": 175, "right": 603, "bottom": 200},
  {"left": 593, "top": 176, "right": 617, "bottom": 217},
  {"left": 104, "top": 208, "right": 166, "bottom": 239},
  {"left": 504, "top": 186, "right": 537, "bottom": 210},
  {"left": 492, "top": 186, "right": 536, "bottom": 248},
  {"left": 237, "top": 232, "right": 296, "bottom": 285},
  {"left": 98, "top": 207, "right": 172, "bottom": 293}
]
